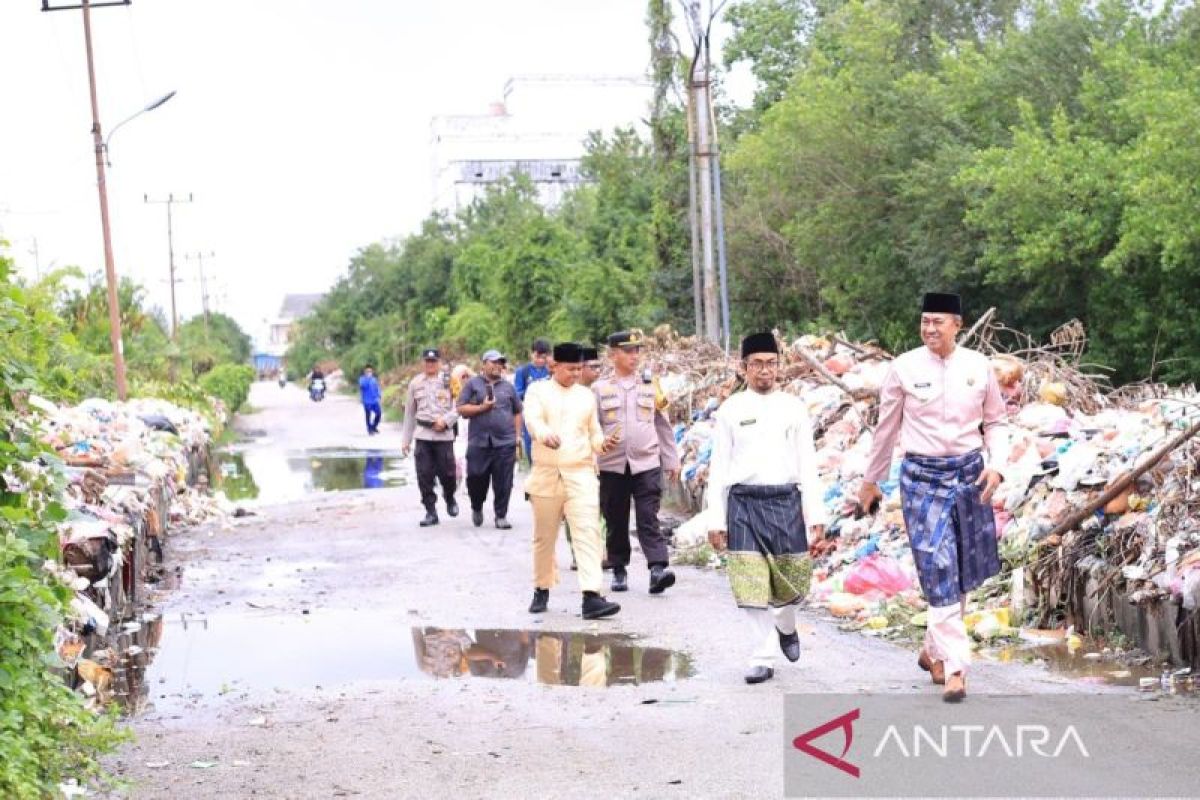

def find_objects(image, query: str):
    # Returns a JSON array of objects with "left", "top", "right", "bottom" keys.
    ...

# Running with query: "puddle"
[
  {"left": 978, "top": 640, "right": 1189, "bottom": 690},
  {"left": 217, "top": 448, "right": 409, "bottom": 504},
  {"left": 137, "top": 611, "right": 694, "bottom": 714}
]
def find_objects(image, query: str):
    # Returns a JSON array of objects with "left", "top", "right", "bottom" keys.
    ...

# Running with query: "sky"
[{"left": 0, "top": 1, "right": 749, "bottom": 346}]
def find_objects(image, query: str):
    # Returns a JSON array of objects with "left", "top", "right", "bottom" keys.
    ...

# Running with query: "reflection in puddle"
[
  {"left": 217, "top": 448, "right": 409, "bottom": 503},
  {"left": 140, "top": 612, "right": 694, "bottom": 714}
]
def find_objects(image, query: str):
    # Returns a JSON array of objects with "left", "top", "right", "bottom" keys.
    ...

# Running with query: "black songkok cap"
[
  {"left": 552, "top": 342, "right": 584, "bottom": 363},
  {"left": 580, "top": 346, "right": 599, "bottom": 362},
  {"left": 740, "top": 332, "right": 779, "bottom": 359},
  {"left": 921, "top": 292, "right": 962, "bottom": 315}
]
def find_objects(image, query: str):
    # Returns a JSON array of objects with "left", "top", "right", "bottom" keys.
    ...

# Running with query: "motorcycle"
[{"left": 309, "top": 378, "right": 326, "bottom": 402}]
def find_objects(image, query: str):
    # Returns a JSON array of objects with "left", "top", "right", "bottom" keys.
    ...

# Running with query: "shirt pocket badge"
[{"left": 635, "top": 394, "right": 655, "bottom": 422}]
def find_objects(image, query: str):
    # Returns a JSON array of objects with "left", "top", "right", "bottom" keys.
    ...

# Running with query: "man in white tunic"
[{"left": 707, "top": 332, "right": 828, "bottom": 684}]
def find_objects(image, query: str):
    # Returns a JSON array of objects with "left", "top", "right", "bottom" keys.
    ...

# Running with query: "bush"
[{"left": 199, "top": 364, "right": 255, "bottom": 414}]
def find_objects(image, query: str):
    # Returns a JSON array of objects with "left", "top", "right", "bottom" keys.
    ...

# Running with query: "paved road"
[{"left": 105, "top": 381, "right": 1175, "bottom": 799}]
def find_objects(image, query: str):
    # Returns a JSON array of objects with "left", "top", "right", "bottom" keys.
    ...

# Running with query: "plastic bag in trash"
[{"left": 842, "top": 554, "right": 912, "bottom": 598}]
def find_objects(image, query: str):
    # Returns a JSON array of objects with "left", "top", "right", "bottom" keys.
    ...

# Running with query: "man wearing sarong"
[
  {"left": 858, "top": 292, "right": 1006, "bottom": 703},
  {"left": 707, "top": 332, "right": 828, "bottom": 685},
  {"left": 524, "top": 342, "right": 622, "bottom": 620}
]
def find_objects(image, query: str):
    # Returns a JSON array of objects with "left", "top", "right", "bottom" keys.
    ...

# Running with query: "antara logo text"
[{"left": 793, "top": 709, "right": 1091, "bottom": 778}]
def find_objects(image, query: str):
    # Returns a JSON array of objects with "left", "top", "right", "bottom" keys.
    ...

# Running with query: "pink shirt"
[{"left": 864, "top": 345, "right": 1007, "bottom": 483}]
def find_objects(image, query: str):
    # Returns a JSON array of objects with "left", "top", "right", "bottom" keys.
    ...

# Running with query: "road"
[{"left": 106, "top": 380, "right": 1146, "bottom": 799}]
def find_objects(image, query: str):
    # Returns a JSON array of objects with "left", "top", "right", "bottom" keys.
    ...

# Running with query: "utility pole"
[
  {"left": 144, "top": 193, "right": 192, "bottom": 340},
  {"left": 43, "top": 0, "right": 134, "bottom": 400},
  {"left": 184, "top": 250, "right": 215, "bottom": 337},
  {"left": 686, "top": 0, "right": 721, "bottom": 345}
]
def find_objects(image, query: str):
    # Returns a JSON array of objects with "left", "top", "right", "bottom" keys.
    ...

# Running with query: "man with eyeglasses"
[
  {"left": 706, "top": 332, "right": 827, "bottom": 685},
  {"left": 593, "top": 330, "right": 681, "bottom": 595},
  {"left": 858, "top": 292, "right": 1006, "bottom": 703},
  {"left": 457, "top": 350, "right": 523, "bottom": 530}
]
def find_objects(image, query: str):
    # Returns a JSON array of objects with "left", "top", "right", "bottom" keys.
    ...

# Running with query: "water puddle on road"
[
  {"left": 216, "top": 447, "right": 410, "bottom": 504},
  {"left": 977, "top": 640, "right": 1188, "bottom": 690},
  {"left": 136, "top": 611, "right": 695, "bottom": 714}
]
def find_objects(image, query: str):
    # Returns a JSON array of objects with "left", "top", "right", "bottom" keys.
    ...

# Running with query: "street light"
[
  {"left": 104, "top": 90, "right": 176, "bottom": 166},
  {"left": 42, "top": 0, "right": 173, "bottom": 400}
]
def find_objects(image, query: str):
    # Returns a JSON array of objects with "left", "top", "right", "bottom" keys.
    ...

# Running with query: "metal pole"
[
  {"left": 145, "top": 193, "right": 192, "bottom": 341},
  {"left": 687, "top": 1, "right": 719, "bottom": 343},
  {"left": 706, "top": 40, "right": 732, "bottom": 355},
  {"left": 81, "top": 0, "right": 128, "bottom": 399},
  {"left": 685, "top": 73, "right": 704, "bottom": 338}
]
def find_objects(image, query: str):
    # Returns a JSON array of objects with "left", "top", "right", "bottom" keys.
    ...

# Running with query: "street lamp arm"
[{"left": 103, "top": 90, "right": 177, "bottom": 165}]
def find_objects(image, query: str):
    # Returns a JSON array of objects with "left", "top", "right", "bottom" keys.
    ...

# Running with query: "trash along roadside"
[
  {"left": 650, "top": 316, "right": 1200, "bottom": 676},
  {"left": 23, "top": 394, "right": 231, "bottom": 713}
]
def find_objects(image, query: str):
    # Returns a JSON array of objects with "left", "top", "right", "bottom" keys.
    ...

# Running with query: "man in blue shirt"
[
  {"left": 359, "top": 364, "right": 383, "bottom": 435},
  {"left": 512, "top": 338, "right": 551, "bottom": 462}
]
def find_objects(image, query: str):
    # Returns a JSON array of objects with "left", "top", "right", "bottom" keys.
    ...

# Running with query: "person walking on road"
[
  {"left": 401, "top": 348, "right": 460, "bottom": 527},
  {"left": 359, "top": 364, "right": 383, "bottom": 435},
  {"left": 707, "top": 333, "right": 828, "bottom": 685},
  {"left": 593, "top": 331, "right": 681, "bottom": 595},
  {"left": 457, "top": 350, "right": 523, "bottom": 530},
  {"left": 513, "top": 339, "right": 551, "bottom": 463},
  {"left": 858, "top": 292, "right": 1007, "bottom": 703},
  {"left": 523, "top": 343, "right": 622, "bottom": 620}
]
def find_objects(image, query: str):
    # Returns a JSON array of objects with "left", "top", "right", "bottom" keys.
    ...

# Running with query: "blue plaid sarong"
[{"left": 899, "top": 450, "right": 1000, "bottom": 608}]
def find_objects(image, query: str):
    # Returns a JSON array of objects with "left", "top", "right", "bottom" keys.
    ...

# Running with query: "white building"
[{"left": 430, "top": 74, "right": 652, "bottom": 212}]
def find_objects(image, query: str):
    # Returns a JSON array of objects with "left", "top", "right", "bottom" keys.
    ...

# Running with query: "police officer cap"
[
  {"left": 580, "top": 346, "right": 599, "bottom": 362},
  {"left": 740, "top": 332, "right": 779, "bottom": 359},
  {"left": 422, "top": 348, "right": 440, "bottom": 361},
  {"left": 606, "top": 330, "right": 643, "bottom": 349},
  {"left": 921, "top": 292, "right": 962, "bottom": 315},
  {"left": 552, "top": 342, "right": 584, "bottom": 363}
]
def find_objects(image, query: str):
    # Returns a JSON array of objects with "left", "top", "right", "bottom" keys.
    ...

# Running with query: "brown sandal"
[{"left": 942, "top": 672, "right": 966, "bottom": 703}]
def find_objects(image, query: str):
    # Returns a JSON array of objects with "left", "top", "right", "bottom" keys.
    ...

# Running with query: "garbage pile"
[
  {"left": 27, "top": 395, "right": 228, "bottom": 707},
  {"left": 656, "top": 319, "right": 1200, "bottom": 646}
]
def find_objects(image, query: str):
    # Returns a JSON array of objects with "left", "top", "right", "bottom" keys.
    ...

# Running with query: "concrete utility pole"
[
  {"left": 184, "top": 251, "right": 215, "bottom": 336},
  {"left": 686, "top": 0, "right": 722, "bottom": 345},
  {"left": 42, "top": 0, "right": 134, "bottom": 400},
  {"left": 144, "top": 193, "right": 193, "bottom": 340}
]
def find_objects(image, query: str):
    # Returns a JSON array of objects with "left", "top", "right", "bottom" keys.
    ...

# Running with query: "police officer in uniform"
[
  {"left": 401, "top": 348, "right": 459, "bottom": 527},
  {"left": 593, "top": 331, "right": 681, "bottom": 594}
]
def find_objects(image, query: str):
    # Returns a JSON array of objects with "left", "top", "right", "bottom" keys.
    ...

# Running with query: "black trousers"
[
  {"left": 414, "top": 440, "right": 456, "bottom": 511},
  {"left": 465, "top": 443, "right": 516, "bottom": 518},
  {"left": 600, "top": 466, "right": 668, "bottom": 568}
]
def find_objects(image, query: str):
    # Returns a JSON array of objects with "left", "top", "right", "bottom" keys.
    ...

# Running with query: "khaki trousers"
[{"left": 528, "top": 466, "right": 603, "bottom": 593}]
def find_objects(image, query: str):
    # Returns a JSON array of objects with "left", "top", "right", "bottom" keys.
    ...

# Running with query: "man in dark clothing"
[
  {"left": 513, "top": 338, "right": 551, "bottom": 463},
  {"left": 359, "top": 364, "right": 383, "bottom": 435},
  {"left": 457, "top": 349, "right": 523, "bottom": 530}
]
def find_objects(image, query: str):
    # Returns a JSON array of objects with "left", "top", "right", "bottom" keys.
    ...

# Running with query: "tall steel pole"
[
  {"left": 43, "top": 0, "right": 135, "bottom": 400},
  {"left": 688, "top": 1, "right": 720, "bottom": 343}
]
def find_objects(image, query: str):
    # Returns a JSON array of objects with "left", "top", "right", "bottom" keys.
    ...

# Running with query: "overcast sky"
[
  {"left": 0, "top": 1, "right": 746, "bottom": 343},
  {"left": 0, "top": 0, "right": 748, "bottom": 345}
]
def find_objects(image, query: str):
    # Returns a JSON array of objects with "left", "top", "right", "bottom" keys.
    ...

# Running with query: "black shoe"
[
  {"left": 446, "top": 499, "right": 459, "bottom": 517},
  {"left": 611, "top": 567, "right": 628, "bottom": 593},
  {"left": 495, "top": 517, "right": 512, "bottom": 530},
  {"left": 472, "top": 509, "right": 483, "bottom": 527},
  {"left": 582, "top": 592, "right": 620, "bottom": 620},
  {"left": 649, "top": 566, "right": 676, "bottom": 595},
  {"left": 419, "top": 511, "right": 438, "bottom": 527},
  {"left": 529, "top": 588, "right": 549, "bottom": 614},
  {"left": 744, "top": 666, "right": 774, "bottom": 684},
  {"left": 778, "top": 629, "right": 801, "bottom": 662}
]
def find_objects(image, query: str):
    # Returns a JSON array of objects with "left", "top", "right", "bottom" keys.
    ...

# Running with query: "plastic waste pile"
[
  {"left": 654, "top": 322, "right": 1200, "bottom": 642},
  {"left": 25, "top": 395, "right": 227, "bottom": 705}
]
